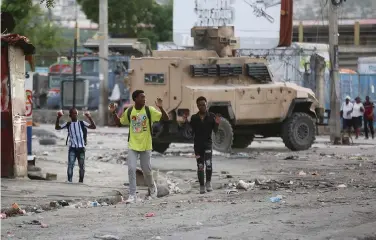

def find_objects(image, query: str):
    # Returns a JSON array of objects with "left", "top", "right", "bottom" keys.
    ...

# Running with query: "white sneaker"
[
  {"left": 125, "top": 194, "right": 137, "bottom": 204},
  {"left": 148, "top": 182, "right": 158, "bottom": 199}
]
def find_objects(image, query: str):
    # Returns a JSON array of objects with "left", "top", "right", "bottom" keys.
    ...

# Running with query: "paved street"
[{"left": 1, "top": 124, "right": 376, "bottom": 240}]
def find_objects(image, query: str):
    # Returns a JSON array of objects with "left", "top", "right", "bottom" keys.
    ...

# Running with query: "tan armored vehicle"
[{"left": 125, "top": 26, "right": 325, "bottom": 153}]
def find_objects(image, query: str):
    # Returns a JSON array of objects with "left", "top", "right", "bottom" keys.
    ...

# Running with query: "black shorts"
[
  {"left": 343, "top": 118, "right": 353, "bottom": 129},
  {"left": 352, "top": 116, "right": 362, "bottom": 128}
]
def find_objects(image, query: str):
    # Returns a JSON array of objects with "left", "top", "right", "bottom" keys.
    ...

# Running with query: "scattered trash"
[
  {"left": 23, "top": 219, "right": 48, "bottom": 228},
  {"left": 298, "top": 170, "right": 307, "bottom": 176},
  {"left": 236, "top": 180, "right": 255, "bottom": 190},
  {"left": 270, "top": 195, "right": 283, "bottom": 203},
  {"left": 89, "top": 201, "right": 99, "bottom": 207},
  {"left": 226, "top": 189, "right": 238, "bottom": 194},
  {"left": 42, "top": 151, "right": 49, "bottom": 156},
  {"left": 337, "top": 184, "right": 347, "bottom": 188},
  {"left": 58, "top": 200, "right": 69, "bottom": 207},
  {"left": 154, "top": 236, "right": 162, "bottom": 240},
  {"left": 311, "top": 171, "right": 319, "bottom": 176},
  {"left": 329, "top": 172, "right": 335, "bottom": 175},
  {"left": 145, "top": 212, "right": 155, "bottom": 217},
  {"left": 221, "top": 171, "right": 229, "bottom": 174},
  {"left": 1, "top": 213, "right": 7, "bottom": 219},
  {"left": 94, "top": 234, "right": 120, "bottom": 240},
  {"left": 284, "top": 155, "right": 299, "bottom": 160},
  {"left": 196, "top": 221, "right": 203, "bottom": 226}
]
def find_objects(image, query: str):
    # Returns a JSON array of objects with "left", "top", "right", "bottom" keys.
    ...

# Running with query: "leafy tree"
[
  {"left": 1, "top": 0, "right": 69, "bottom": 52},
  {"left": 77, "top": 0, "right": 173, "bottom": 49},
  {"left": 77, "top": 0, "right": 154, "bottom": 37}
]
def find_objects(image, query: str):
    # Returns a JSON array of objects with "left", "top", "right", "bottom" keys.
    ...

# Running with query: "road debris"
[
  {"left": 337, "top": 184, "right": 347, "bottom": 188},
  {"left": 270, "top": 195, "right": 283, "bottom": 203},
  {"left": 298, "top": 170, "right": 307, "bottom": 176},
  {"left": 94, "top": 234, "right": 120, "bottom": 240},
  {"left": 145, "top": 212, "right": 155, "bottom": 217},
  {"left": 226, "top": 189, "right": 239, "bottom": 194},
  {"left": 236, "top": 180, "right": 255, "bottom": 190}
]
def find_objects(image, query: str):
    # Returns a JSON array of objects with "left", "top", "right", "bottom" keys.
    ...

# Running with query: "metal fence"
[{"left": 321, "top": 73, "right": 376, "bottom": 128}]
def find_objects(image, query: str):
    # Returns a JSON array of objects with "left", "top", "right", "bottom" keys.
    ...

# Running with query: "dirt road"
[{"left": 1, "top": 125, "right": 376, "bottom": 240}]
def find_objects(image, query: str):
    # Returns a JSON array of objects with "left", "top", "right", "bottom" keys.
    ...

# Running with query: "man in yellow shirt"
[{"left": 109, "top": 90, "right": 169, "bottom": 203}]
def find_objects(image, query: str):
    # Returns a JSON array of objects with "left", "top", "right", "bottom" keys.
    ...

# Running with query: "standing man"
[
  {"left": 188, "top": 96, "right": 221, "bottom": 194},
  {"left": 363, "top": 96, "right": 374, "bottom": 139},
  {"left": 55, "top": 108, "right": 96, "bottom": 183},
  {"left": 352, "top": 97, "right": 364, "bottom": 139},
  {"left": 340, "top": 96, "right": 354, "bottom": 135},
  {"left": 109, "top": 90, "right": 169, "bottom": 204}
]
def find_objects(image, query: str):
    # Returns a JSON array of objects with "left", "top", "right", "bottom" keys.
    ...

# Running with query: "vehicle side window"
[{"left": 144, "top": 73, "right": 165, "bottom": 84}]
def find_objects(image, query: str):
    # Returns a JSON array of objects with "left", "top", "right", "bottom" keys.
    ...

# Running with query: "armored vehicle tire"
[
  {"left": 282, "top": 112, "right": 316, "bottom": 151},
  {"left": 152, "top": 142, "right": 171, "bottom": 154},
  {"left": 212, "top": 118, "right": 233, "bottom": 153},
  {"left": 232, "top": 134, "right": 254, "bottom": 149}
]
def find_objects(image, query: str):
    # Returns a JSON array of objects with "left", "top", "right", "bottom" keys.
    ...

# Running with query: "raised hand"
[
  {"left": 84, "top": 111, "right": 91, "bottom": 118},
  {"left": 57, "top": 110, "right": 63, "bottom": 118},
  {"left": 155, "top": 97, "right": 163, "bottom": 108},
  {"left": 108, "top": 102, "right": 118, "bottom": 113},
  {"left": 215, "top": 113, "right": 221, "bottom": 124}
]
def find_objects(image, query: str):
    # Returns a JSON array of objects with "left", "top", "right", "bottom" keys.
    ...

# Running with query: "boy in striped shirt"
[{"left": 55, "top": 108, "right": 96, "bottom": 183}]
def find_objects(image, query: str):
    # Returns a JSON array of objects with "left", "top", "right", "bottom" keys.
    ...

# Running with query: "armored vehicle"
[{"left": 125, "top": 26, "right": 325, "bottom": 153}]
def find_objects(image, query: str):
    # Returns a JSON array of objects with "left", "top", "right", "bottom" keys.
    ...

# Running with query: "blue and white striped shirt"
[{"left": 60, "top": 121, "right": 90, "bottom": 148}]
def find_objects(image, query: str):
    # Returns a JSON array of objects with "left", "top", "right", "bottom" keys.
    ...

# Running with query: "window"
[
  {"left": 144, "top": 73, "right": 165, "bottom": 84},
  {"left": 81, "top": 60, "right": 99, "bottom": 75}
]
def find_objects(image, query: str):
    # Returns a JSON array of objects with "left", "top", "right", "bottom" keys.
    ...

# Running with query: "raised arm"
[
  {"left": 213, "top": 113, "right": 221, "bottom": 134},
  {"left": 55, "top": 111, "right": 66, "bottom": 130},
  {"left": 109, "top": 103, "right": 124, "bottom": 127},
  {"left": 155, "top": 97, "right": 169, "bottom": 121},
  {"left": 84, "top": 112, "right": 97, "bottom": 129}
]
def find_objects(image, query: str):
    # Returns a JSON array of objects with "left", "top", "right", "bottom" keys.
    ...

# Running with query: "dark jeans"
[
  {"left": 194, "top": 147, "right": 213, "bottom": 186},
  {"left": 68, "top": 147, "right": 85, "bottom": 182},
  {"left": 364, "top": 118, "right": 374, "bottom": 138}
]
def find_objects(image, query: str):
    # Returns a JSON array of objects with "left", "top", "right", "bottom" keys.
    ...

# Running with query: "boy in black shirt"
[{"left": 188, "top": 96, "right": 221, "bottom": 194}]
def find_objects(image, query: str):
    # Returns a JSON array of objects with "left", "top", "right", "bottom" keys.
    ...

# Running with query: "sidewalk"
[{"left": 1, "top": 158, "right": 129, "bottom": 210}]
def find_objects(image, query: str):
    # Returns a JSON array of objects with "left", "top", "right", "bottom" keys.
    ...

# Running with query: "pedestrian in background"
[
  {"left": 186, "top": 96, "right": 221, "bottom": 194},
  {"left": 352, "top": 97, "right": 364, "bottom": 139},
  {"left": 340, "top": 96, "right": 354, "bottom": 135},
  {"left": 55, "top": 108, "right": 96, "bottom": 183},
  {"left": 363, "top": 96, "right": 374, "bottom": 139},
  {"left": 109, "top": 90, "right": 169, "bottom": 204}
]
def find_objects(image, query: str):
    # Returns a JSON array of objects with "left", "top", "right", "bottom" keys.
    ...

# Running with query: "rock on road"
[{"left": 1, "top": 124, "right": 376, "bottom": 240}]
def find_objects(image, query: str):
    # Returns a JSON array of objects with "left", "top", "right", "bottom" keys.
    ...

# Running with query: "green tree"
[
  {"left": 1, "top": 0, "right": 69, "bottom": 53},
  {"left": 77, "top": 0, "right": 154, "bottom": 37},
  {"left": 138, "top": 0, "right": 173, "bottom": 48},
  {"left": 77, "top": 0, "right": 173, "bottom": 49}
]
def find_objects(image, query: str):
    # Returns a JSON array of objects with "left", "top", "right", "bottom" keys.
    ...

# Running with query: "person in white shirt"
[
  {"left": 340, "top": 96, "right": 354, "bottom": 133},
  {"left": 351, "top": 97, "right": 364, "bottom": 139}
]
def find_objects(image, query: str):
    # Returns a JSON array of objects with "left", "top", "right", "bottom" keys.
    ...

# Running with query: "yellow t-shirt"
[{"left": 120, "top": 106, "right": 162, "bottom": 151}]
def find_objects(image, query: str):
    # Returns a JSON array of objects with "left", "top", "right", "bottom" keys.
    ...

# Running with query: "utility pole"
[
  {"left": 328, "top": 0, "right": 342, "bottom": 144},
  {"left": 72, "top": 1, "right": 78, "bottom": 108},
  {"left": 98, "top": 0, "right": 109, "bottom": 126},
  {"left": 313, "top": 54, "right": 326, "bottom": 123}
]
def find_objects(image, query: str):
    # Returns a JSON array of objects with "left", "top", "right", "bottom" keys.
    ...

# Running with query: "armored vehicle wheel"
[
  {"left": 282, "top": 112, "right": 316, "bottom": 151},
  {"left": 232, "top": 134, "right": 254, "bottom": 149},
  {"left": 212, "top": 118, "right": 233, "bottom": 153},
  {"left": 152, "top": 142, "right": 171, "bottom": 154}
]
